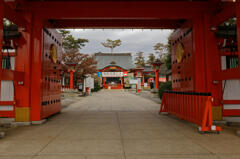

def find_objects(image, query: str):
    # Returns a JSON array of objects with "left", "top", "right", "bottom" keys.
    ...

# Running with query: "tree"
[
  {"left": 101, "top": 39, "right": 122, "bottom": 53},
  {"left": 165, "top": 38, "right": 172, "bottom": 70},
  {"left": 134, "top": 51, "right": 145, "bottom": 68},
  {"left": 62, "top": 50, "right": 97, "bottom": 87},
  {"left": 146, "top": 53, "right": 156, "bottom": 64},
  {"left": 154, "top": 42, "right": 168, "bottom": 59},
  {"left": 75, "top": 55, "right": 97, "bottom": 79},
  {"left": 62, "top": 49, "right": 88, "bottom": 64},
  {"left": 59, "top": 29, "right": 89, "bottom": 52}
]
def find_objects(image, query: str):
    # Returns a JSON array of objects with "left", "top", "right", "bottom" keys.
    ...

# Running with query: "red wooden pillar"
[
  {"left": 202, "top": 13, "right": 222, "bottom": 107},
  {"left": 103, "top": 77, "right": 106, "bottom": 87},
  {"left": 69, "top": 70, "right": 74, "bottom": 89},
  {"left": 30, "top": 14, "right": 43, "bottom": 122},
  {"left": 0, "top": 1, "right": 4, "bottom": 98},
  {"left": 142, "top": 73, "right": 145, "bottom": 86},
  {"left": 193, "top": 15, "right": 207, "bottom": 92},
  {"left": 14, "top": 13, "right": 32, "bottom": 111},
  {"left": 155, "top": 70, "right": 159, "bottom": 90},
  {"left": 237, "top": 0, "right": 240, "bottom": 66},
  {"left": 121, "top": 77, "right": 123, "bottom": 89}
]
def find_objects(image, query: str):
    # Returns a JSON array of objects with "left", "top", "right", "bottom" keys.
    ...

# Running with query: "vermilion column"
[
  {"left": 142, "top": 73, "right": 145, "bottom": 86},
  {"left": 69, "top": 70, "right": 74, "bottom": 89},
  {"left": 155, "top": 70, "right": 159, "bottom": 90},
  {"left": 30, "top": 14, "right": 43, "bottom": 122},
  {"left": 103, "top": 77, "right": 106, "bottom": 86},
  {"left": 0, "top": 1, "right": 4, "bottom": 98},
  {"left": 237, "top": 0, "right": 240, "bottom": 67},
  {"left": 121, "top": 77, "right": 123, "bottom": 89}
]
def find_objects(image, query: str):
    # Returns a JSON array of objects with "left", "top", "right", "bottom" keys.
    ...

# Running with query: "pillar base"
[
  {"left": 0, "top": 118, "right": 15, "bottom": 124},
  {"left": 15, "top": 107, "right": 30, "bottom": 122},
  {"left": 137, "top": 89, "right": 141, "bottom": 93},
  {"left": 14, "top": 122, "right": 31, "bottom": 126},
  {"left": 32, "top": 119, "right": 47, "bottom": 125}
]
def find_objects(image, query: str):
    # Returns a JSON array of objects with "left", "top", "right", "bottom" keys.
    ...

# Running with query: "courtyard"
[{"left": 0, "top": 90, "right": 239, "bottom": 159}]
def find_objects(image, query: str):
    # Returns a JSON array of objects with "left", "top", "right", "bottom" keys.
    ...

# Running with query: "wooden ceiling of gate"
[{"left": 5, "top": 0, "right": 235, "bottom": 29}]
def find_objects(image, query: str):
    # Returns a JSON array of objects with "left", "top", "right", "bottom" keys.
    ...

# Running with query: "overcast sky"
[{"left": 69, "top": 29, "right": 173, "bottom": 59}]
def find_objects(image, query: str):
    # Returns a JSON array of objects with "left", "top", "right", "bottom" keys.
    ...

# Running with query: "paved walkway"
[{"left": 0, "top": 90, "right": 240, "bottom": 159}]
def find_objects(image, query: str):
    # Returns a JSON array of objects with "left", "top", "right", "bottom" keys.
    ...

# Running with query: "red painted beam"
[
  {"left": 0, "top": 101, "right": 15, "bottom": 106},
  {"left": 3, "top": 2, "right": 28, "bottom": 27},
  {"left": 212, "top": 68, "right": 240, "bottom": 80},
  {"left": 1, "top": 70, "right": 25, "bottom": 81},
  {"left": 223, "top": 109, "right": 240, "bottom": 116},
  {"left": 223, "top": 100, "right": 240, "bottom": 104},
  {"left": 0, "top": 1, "right": 3, "bottom": 99},
  {"left": 45, "top": 19, "right": 183, "bottom": 29},
  {"left": 210, "top": 2, "right": 235, "bottom": 27},
  {"left": 237, "top": 0, "right": 240, "bottom": 68},
  {"left": 26, "top": 1, "right": 211, "bottom": 19}
]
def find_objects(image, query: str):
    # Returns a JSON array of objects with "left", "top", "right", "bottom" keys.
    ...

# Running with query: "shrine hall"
[{"left": 94, "top": 53, "right": 134, "bottom": 89}]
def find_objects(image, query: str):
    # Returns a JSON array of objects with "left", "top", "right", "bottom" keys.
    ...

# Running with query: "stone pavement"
[{"left": 0, "top": 90, "right": 240, "bottom": 159}]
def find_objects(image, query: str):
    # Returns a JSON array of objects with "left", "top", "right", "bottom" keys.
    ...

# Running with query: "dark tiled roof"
[
  {"left": 160, "top": 64, "right": 172, "bottom": 75},
  {"left": 94, "top": 53, "right": 135, "bottom": 70},
  {"left": 143, "top": 65, "right": 154, "bottom": 72}
]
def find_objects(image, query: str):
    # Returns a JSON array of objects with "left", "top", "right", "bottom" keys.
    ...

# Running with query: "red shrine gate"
[{"left": 1, "top": 1, "right": 240, "bottom": 127}]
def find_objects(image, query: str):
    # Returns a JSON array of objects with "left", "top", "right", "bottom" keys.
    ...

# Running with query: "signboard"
[
  {"left": 123, "top": 72, "right": 128, "bottom": 77},
  {"left": 85, "top": 77, "right": 91, "bottom": 87},
  {"left": 90, "top": 78, "right": 94, "bottom": 89},
  {"left": 130, "top": 79, "right": 138, "bottom": 84},
  {"left": 102, "top": 72, "right": 123, "bottom": 77},
  {"left": 97, "top": 72, "right": 102, "bottom": 77},
  {"left": 137, "top": 78, "right": 141, "bottom": 89}
]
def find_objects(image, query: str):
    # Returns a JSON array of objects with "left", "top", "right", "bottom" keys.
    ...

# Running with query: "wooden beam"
[
  {"left": 45, "top": 19, "right": 182, "bottom": 29},
  {"left": 4, "top": 3, "right": 28, "bottom": 27},
  {"left": 237, "top": 0, "right": 240, "bottom": 68},
  {"left": 210, "top": 2, "right": 235, "bottom": 27},
  {"left": 0, "top": 1, "right": 3, "bottom": 99},
  {"left": 26, "top": 1, "right": 211, "bottom": 20},
  {"left": 212, "top": 68, "right": 240, "bottom": 80}
]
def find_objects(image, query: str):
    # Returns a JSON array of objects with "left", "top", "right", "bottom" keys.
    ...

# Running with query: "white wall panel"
[
  {"left": 223, "top": 80, "right": 240, "bottom": 100},
  {"left": 1, "top": 80, "right": 14, "bottom": 101}
]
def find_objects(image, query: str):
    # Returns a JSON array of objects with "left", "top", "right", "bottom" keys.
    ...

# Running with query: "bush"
[
  {"left": 158, "top": 81, "right": 172, "bottom": 99},
  {"left": 92, "top": 82, "right": 101, "bottom": 92}
]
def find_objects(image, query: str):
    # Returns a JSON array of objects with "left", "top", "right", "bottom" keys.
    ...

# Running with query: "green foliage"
[
  {"left": 134, "top": 51, "right": 145, "bottom": 68},
  {"left": 165, "top": 53, "right": 171, "bottom": 70},
  {"left": 101, "top": 39, "right": 122, "bottom": 53},
  {"left": 158, "top": 81, "right": 172, "bottom": 99},
  {"left": 154, "top": 42, "right": 168, "bottom": 59},
  {"left": 155, "top": 34, "right": 172, "bottom": 70},
  {"left": 144, "top": 74, "right": 154, "bottom": 79},
  {"left": 146, "top": 53, "right": 156, "bottom": 64},
  {"left": 59, "top": 29, "right": 89, "bottom": 51},
  {"left": 165, "top": 38, "right": 172, "bottom": 70},
  {"left": 92, "top": 82, "right": 102, "bottom": 92}
]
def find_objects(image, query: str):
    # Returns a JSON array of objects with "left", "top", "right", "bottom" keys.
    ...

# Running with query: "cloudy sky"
[{"left": 70, "top": 29, "right": 173, "bottom": 59}]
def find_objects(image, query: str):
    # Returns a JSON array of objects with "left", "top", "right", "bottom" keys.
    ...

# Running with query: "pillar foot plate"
[{"left": 32, "top": 119, "right": 47, "bottom": 125}]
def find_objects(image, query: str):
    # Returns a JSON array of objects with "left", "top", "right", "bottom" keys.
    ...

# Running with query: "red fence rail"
[
  {"left": 0, "top": 101, "right": 16, "bottom": 118},
  {"left": 160, "top": 91, "right": 221, "bottom": 133}
]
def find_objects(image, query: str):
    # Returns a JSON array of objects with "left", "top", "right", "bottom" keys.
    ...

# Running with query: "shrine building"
[{"left": 94, "top": 53, "right": 135, "bottom": 89}]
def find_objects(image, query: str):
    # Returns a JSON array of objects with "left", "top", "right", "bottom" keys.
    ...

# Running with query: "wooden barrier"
[{"left": 160, "top": 91, "right": 221, "bottom": 133}]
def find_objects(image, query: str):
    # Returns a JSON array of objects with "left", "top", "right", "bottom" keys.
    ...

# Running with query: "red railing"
[
  {"left": 0, "top": 101, "right": 16, "bottom": 118},
  {"left": 61, "top": 85, "right": 70, "bottom": 92},
  {"left": 160, "top": 91, "right": 221, "bottom": 133}
]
